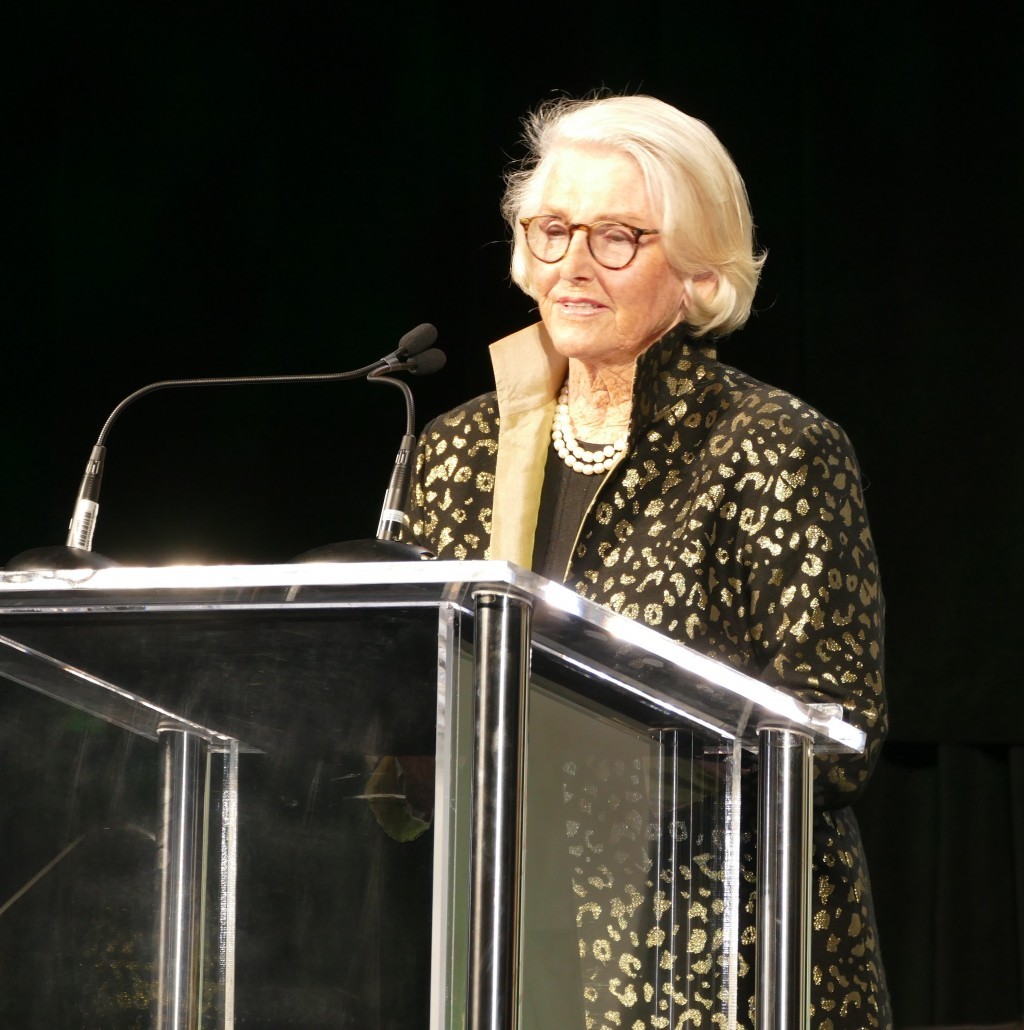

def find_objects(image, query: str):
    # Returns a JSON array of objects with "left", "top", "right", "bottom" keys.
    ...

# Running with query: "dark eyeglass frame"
[{"left": 519, "top": 216, "right": 659, "bottom": 270}]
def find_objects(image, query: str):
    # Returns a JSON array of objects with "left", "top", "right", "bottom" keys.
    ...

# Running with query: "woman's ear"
[
  {"left": 691, "top": 270, "right": 719, "bottom": 304},
  {"left": 679, "top": 271, "right": 717, "bottom": 323},
  {"left": 679, "top": 271, "right": 717, "bottom": 322}
]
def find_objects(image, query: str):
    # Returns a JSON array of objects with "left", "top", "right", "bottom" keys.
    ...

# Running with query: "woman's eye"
[
  {"left": 601, "top": 226, "right": 632, "bottom": 245},
  {"left": 543, "top": 221, "right": 570, "bottom": 239}
]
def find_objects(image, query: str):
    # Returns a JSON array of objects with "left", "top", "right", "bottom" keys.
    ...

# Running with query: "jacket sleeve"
[
  {"left": 404, "top": 397, "right": 499, "bottom": 561},
  {"left": 732, "top": 409, "right": 887, "bottom": 809},
  {"left": 404, "top": 422, "right": 436, "bottom": 554}
]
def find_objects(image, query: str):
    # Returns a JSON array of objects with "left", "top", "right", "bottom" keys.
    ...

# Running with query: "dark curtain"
[
  {"left": 858, "top": 745, "right": 1024, "bottom": 1025},
  {"left": 5, "top": 2, "right": 1023, "bottom": 1027}
]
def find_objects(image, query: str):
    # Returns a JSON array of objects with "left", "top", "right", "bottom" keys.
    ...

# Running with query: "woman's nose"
[{"left": 559, "top": 228, "right": 595, "bottom": 278}]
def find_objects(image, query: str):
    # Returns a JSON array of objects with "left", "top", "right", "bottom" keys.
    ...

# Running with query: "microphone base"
[
  {"left": 4, "top": 545, "right": 120, "bottom": 572},
  {"left": 292, "top": 538, "right": 435, "bottom": 563}
]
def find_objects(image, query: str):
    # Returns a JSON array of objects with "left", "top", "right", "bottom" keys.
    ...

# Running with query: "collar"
[
  {"left": 486, "top": 322, "right": 717, "bottom": 566},
  {"left": 488, "top": 324, "right": 565, "bottom": 565},
  {"left": 632, "top": 324, "right": 719, "bottom": 429}
]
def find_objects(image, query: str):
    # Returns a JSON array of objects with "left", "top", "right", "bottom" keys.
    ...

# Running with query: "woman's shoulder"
[
  {"left": 419, "top": 391, "right": 500, "bottom": 442},
  {"left": 703, "top": 358, "right": 856, "bottom": 461}
]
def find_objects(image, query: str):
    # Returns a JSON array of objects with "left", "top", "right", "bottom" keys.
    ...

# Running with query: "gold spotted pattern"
[{"left": 408, "top": 328, "right": 891, "bottom": 1028}]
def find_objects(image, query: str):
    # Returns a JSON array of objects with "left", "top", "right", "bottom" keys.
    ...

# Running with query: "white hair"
[{"left": 502, "top": 95, "right": 765, "bottom": 337}]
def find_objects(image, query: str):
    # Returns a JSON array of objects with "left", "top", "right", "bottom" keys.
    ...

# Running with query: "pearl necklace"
[{"left": 551, "top": 381, "right": 628, "bottom": 475}]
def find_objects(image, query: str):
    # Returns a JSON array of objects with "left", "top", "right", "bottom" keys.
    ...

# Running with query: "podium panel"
[
  {"left": 0, "top": 562, "right": 863, "bottom": 1029},
  {"left": 520, "top": 682, "right": 741, "bottom": 1029},
  {"left": 0, "top": 604, "right": 447, "bottom": 1028}
]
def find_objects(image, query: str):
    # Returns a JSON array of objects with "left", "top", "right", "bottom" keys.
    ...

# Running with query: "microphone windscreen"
[
  {"left": 397, "top": 323, "right": 438, "bottom": 357},
  {"left": 410, "top": 349, "right": 447, "bottom": 376}
]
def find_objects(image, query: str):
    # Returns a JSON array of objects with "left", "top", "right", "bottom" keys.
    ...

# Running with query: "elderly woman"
[{"left": 409, "top": 95, "right": 890, "bottom": 1029}]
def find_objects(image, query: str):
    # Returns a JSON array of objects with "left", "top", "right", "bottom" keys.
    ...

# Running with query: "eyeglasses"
[{"left": 520, "top": 215, "right": 659, "bottom": 270}]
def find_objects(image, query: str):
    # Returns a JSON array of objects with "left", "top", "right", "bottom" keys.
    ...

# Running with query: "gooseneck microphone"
[
  {"left": 4, "top": 324, "right": 444, "bottom": 571},
  {"left": 371, "top": 348, "right": 446, "bottom": 543},
  {"left": 293, "top": 341, "right": 446, "bottom": 562}
]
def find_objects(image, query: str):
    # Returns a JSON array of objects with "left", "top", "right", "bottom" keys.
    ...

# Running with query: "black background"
[{"left": 5, "top": 2, "right": 1023, "bottom": 1023}]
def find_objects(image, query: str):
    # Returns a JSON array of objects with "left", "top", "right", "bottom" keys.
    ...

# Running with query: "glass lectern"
[{"left": 0, "top": 561, "right": 862, "bottom": 1029}]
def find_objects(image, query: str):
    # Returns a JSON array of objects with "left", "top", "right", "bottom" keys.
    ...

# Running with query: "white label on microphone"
[
  {"left": 68, "top": 499, "right": 99, "bottom": 550},
  {"left": 379, "top": 508, "right": 408, "bottom": 527}
]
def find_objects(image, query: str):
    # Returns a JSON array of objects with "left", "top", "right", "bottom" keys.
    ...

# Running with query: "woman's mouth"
[{"left": 557, "top": 298, "right": 605, "bottom": 313}]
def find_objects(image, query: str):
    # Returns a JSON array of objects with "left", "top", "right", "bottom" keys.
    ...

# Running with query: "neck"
[{"left": 565, "top": 360, "right": 634, "bottom": 443}]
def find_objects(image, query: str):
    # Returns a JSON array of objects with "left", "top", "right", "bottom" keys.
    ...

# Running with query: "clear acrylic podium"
[{"left": 0, "top": 561, "right": 862, "bottom": 1029}]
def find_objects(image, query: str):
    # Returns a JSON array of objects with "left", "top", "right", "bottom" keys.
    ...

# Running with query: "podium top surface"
[{"left": 0, "top": 560, "right": 864, "bottom": 753}]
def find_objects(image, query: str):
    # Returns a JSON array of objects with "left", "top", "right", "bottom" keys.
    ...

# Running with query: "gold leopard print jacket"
[{"left": 409, "top": 323, "right": 891, "bottom": 1029}]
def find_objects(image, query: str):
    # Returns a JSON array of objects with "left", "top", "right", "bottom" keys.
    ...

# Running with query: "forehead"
[{"left": 536, "top": 146, "right": 654, "bottom": 222}]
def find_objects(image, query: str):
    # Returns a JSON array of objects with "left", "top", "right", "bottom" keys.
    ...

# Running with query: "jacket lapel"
[{"left": 488, "top": 323, "right": 566, "bottom": 566}]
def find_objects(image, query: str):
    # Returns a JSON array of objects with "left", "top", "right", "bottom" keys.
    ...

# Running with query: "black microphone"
[
  {"left": 374, "top": 349, "right": 447, "bottom": 544},
  {"left": 386, "top": 323, "right": 438, "bottom": 366},
  {"left": 4, "top": 325, "right": 443, "bottom": 571},
  {"left": 294, "top": 345, "right": 447, "bottom": 563},
  {"left": 405, "top": 348, "right": 446, "bottom": 376}
]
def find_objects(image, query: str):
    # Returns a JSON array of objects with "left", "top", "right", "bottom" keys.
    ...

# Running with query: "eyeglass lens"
[{"left": 524, "top": 218, "right": 641, "bottom": 270}]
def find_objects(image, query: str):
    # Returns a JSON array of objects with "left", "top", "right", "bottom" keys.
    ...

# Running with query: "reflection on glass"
[{"left": 521, "top": 674, "right": 740, "bottom": 1029}]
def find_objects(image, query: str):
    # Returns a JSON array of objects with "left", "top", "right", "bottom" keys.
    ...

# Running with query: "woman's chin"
[
  {"left": 546, "top": 322, "right": 615, "bottom": 363},
  {"left": 547, "top": 329, "right": 654, "bottom": 373}
]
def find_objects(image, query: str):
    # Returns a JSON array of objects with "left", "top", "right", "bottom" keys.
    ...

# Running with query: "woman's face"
[{"left": 527, "top": 147, "right": 689, "bottom": 371}]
